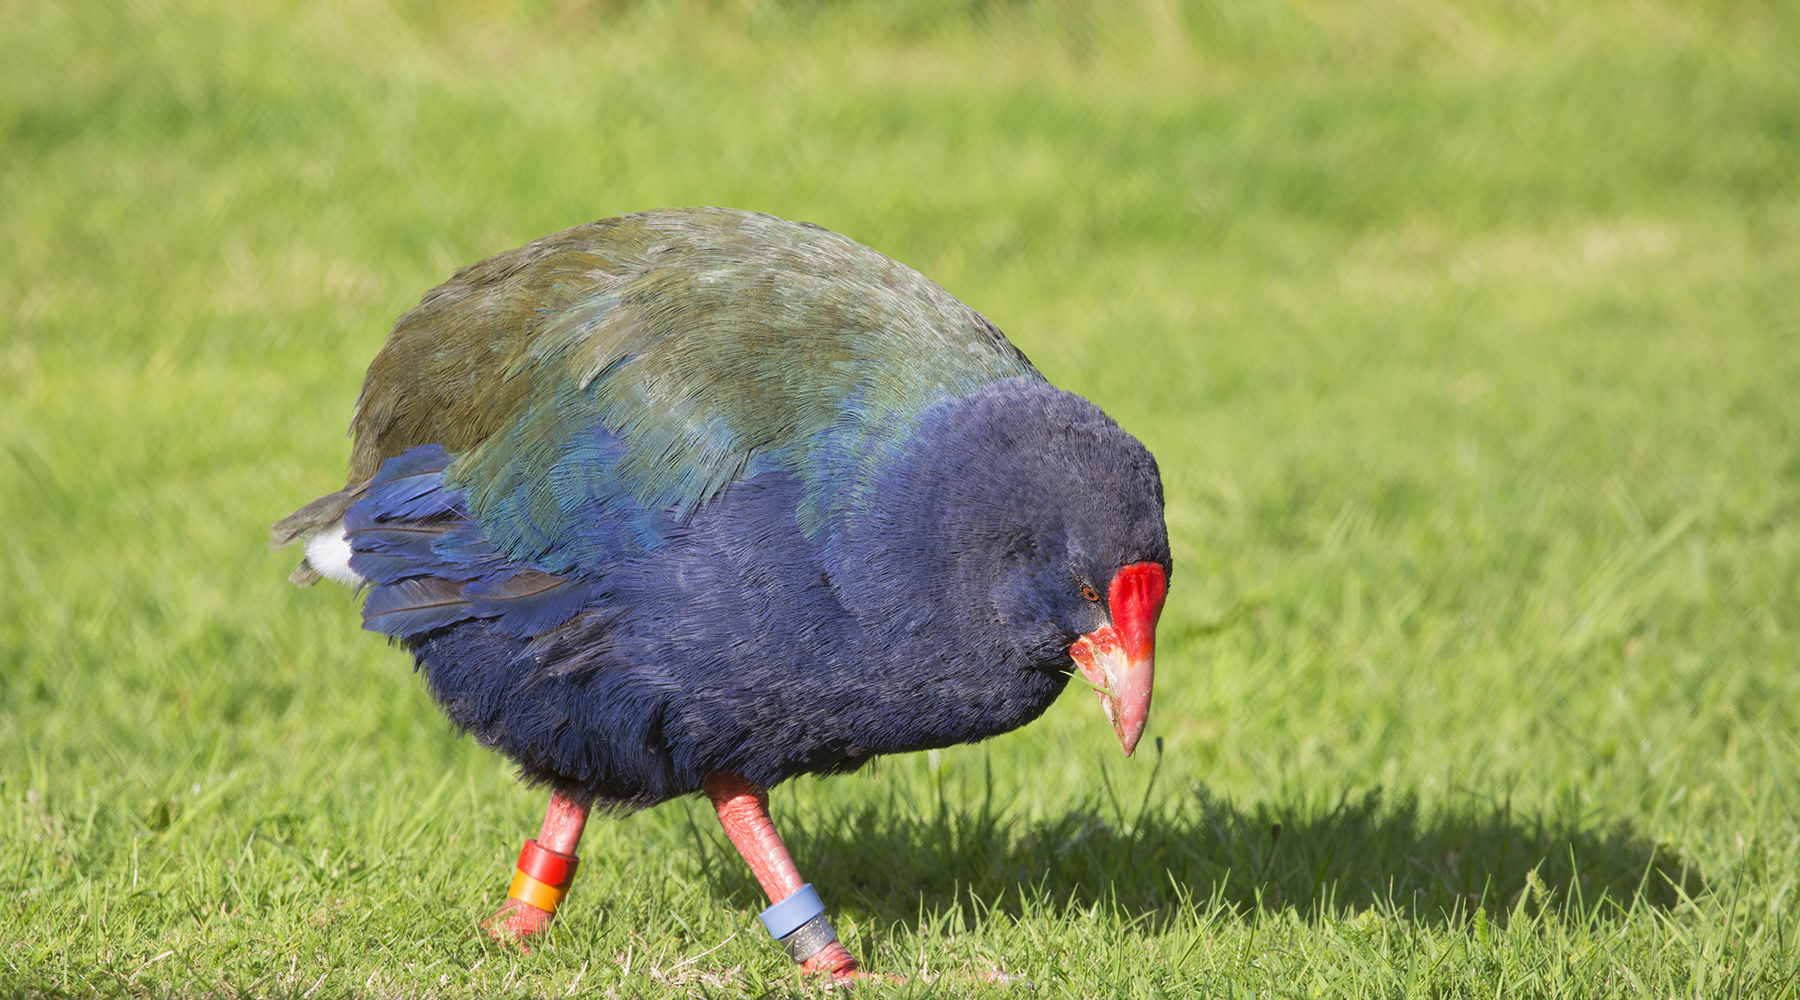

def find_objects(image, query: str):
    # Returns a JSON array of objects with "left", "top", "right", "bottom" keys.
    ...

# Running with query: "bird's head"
[
  {"left": 845, "top": 377, "right": 1171, "bottom": 756},
  {"left": 980, "top": 433, "right": 1169, "bottom": 757},
  {"left": 985, "top": 524, "right": 1167, "bottom": 755}
]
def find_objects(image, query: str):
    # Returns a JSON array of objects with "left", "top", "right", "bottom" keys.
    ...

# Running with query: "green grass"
[{"left": 4, "top": 0, "right": 1799, "bottom": 995}]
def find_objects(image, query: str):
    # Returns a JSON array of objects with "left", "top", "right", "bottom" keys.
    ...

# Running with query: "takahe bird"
[{"left": 274, "top": 207, "right": 1170, "bottom": 978}]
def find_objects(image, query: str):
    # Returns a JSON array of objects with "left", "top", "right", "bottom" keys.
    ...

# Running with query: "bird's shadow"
[{"left": 693, "top": 767, "right": 1701, "bottom": 933}]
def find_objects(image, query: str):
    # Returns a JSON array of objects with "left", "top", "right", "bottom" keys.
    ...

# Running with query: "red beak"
[{"left": 1068, "top": 562, "right": 1166, "bottom": 756}]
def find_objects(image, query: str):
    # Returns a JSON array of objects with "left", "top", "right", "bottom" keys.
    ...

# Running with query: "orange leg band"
[{"left": 509, "top": 869, "right": 570, "bottom": 913}]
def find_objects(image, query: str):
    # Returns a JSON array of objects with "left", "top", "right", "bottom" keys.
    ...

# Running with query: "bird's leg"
[
  {"left": 484, "top": 789, "right": 589, "bottom": 943},
  {"left": 704, "top": 773, "right": 861, "bottom": 978}
]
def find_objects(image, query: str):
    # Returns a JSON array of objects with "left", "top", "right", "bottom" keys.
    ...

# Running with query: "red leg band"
[{"left": 516, "top": 839, "right": 579, "bottom": 887}]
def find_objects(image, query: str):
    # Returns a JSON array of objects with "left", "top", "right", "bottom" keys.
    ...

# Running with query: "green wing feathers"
[{"left": 276, "top": 208, "right": 1041, "bottom": 576}]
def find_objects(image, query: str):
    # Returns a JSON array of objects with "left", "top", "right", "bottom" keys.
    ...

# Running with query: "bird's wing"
[{"left": 279, "top": 208, "right": 1040, "bottom": 579}]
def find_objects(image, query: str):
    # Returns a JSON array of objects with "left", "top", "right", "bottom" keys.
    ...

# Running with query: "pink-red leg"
[
  {"left": 704, "top": 773, "right": 862, "bottom": 979},
  {"left": 484, "top": 790, "right": 589, "bottom": 943}
]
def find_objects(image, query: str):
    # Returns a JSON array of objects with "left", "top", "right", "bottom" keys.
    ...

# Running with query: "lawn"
[{"left": 3, "top": 0, "right": 1799, "bottom": 996}]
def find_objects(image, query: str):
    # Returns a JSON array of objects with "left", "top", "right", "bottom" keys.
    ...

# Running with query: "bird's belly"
[{"left": 407, "top": 612, "right": 1072, "bottom": 808}]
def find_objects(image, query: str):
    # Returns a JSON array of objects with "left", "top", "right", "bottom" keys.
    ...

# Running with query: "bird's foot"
[
  {"left": 794, "top": 949, "right": 1028, "bottom": 987},
  {"left": 483, "top": 897, "right": 555, "bottom": 948},
  {"left": 799, "top": 940, "right": 868, "bottom": 981}
]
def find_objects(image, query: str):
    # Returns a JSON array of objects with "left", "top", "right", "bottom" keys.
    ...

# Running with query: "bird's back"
[{"left": 278, "top": 207, "right": 1040, "bottom": 580}]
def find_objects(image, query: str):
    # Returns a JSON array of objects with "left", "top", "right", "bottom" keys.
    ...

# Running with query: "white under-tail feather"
[{"left": 304, "top": 520, "right": 365, "bottom": 586}]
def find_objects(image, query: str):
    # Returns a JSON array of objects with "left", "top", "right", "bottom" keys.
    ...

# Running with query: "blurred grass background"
[{"left": 3, "top": 0, "right": 1799, "bottom": 996}]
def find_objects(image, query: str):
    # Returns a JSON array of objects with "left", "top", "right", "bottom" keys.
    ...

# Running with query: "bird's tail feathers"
[
  {"left": 271, "top": 489, "right": 361, "bottom": 586},
  {"left": 343, "top": 444, "right": 611, "bottom": 641}
]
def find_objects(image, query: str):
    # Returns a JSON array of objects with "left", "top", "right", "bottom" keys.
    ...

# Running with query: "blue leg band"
[{"left": 759, "top": 883, "right": 825, "bottom": 938}]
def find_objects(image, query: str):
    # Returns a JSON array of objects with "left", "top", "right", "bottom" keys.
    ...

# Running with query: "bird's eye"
[{"left": 1080, "top": 584, "right": 1100, "bottom": 602}]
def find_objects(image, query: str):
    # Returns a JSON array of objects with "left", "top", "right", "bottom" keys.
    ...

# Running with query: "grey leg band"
[{"left": 778, "top": 912, "right": 839, "bottom": 962}]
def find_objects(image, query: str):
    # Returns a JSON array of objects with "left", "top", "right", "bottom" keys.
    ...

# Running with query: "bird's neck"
[{"left": 819, "top": 378, "right": 1058, "bottom": 669}]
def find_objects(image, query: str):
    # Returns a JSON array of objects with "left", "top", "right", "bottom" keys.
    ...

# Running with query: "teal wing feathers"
[{"left": 284, "top": 208, "right": 1041, "bottom": 577}]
